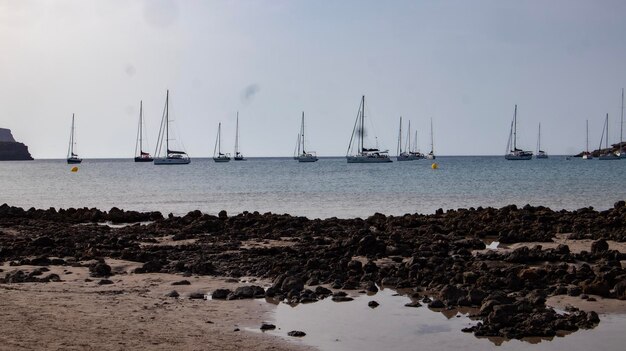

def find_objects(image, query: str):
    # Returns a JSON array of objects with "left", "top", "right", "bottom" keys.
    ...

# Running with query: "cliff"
[{"left": 0, "top": 128, "right": 33, "bottom": 160}]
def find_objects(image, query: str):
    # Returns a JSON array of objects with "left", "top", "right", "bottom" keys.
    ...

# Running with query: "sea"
[{"left": 1, "top": 156, "right": 625, "bottom": 217}]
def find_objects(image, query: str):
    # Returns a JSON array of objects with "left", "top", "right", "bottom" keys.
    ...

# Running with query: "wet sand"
[{"left": 0, "top": 260, "right": 312, "bottom": 351}]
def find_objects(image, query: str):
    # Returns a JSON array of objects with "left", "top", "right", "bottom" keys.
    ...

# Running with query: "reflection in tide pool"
[{"left": 261, "top": 288, "right": 626, "bottom": 351}]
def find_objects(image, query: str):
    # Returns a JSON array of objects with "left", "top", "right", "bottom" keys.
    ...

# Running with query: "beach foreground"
[{"left": 1, "top": 203, "right": 626, "bottom": 349}]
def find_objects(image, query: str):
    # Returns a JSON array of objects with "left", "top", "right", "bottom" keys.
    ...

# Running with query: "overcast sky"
[{"left": 2, "top": 0, "right": 626, "bottom": 158}]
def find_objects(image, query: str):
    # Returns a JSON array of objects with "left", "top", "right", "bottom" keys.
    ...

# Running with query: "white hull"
[
  {"left": 347, "top": 155, "right": 392, "bottom": 163},
  {"left": 154, "top": 157, "right": 190, "bottom": 165},
  {"left": 426, "top": 154, "right": 435, "bottom": 160},
  {"left": 582, "top": 154, "right": 593, "bottom": 160}
]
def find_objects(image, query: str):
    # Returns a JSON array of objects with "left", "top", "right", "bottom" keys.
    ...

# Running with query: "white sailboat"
[
  {"left": 346, "top": 95, "right": 392, "bottom": 163},
  {"left": 410, "top": 129, "right": 425, "bottom": 159},
  {"left": 67, "top": 113, "right": 82, "bottom": 164},
  {"left": 397, "top": 118, "right": 421, "bottom": 161},
  {"left": 505, "top": 105, "right": 533, "bottom": 160},
  {"left": 535, "top": 123, "right": 548, "bottom": 159},
  {"left": 233, "top": 112, "right": 246, "bottom": 161},
  {"left": 154, "top": 90, "right": 191, "bottom": 165},
  {"left": 425, "top": 118, "right": 436, "bottom": 160},
  {"left": 296, "top": 111, "right": 318, "bottom": 162},
  {"left": 598, "top": 113, "right": 619, "bottom": 160},
  {"left": 134, "top": 100, "right": 153, "bottom": 162},
  {"left": 213, "top": 122, "right": 231, "bottom": 162},
  {"left": 582, "top": 119, "right": 593, "bottom": 159}
]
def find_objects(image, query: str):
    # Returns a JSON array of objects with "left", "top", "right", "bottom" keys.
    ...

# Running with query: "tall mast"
[
  {"left": 406, "top": 120, "right": 411, "bottom": 152},
  {"left": 537, "top": 123, "right": 541, "bottom": 152},
  {"left": 397, "top": 116, "right": 402, "bottom": 155},
  {"left": 139, "top": 100, "right": 143, "bottom": 152},
  {"left": 301, "top": 111, "right": 305, "bottom": 154},
  {"left": 513, "top": 105, "right": 517, "bottom": 151},
  {"left": 68, "top": 113, "right": 75, "bottom": 157},
  {"left": 360, "top": 95, "right": 365, "bottom": 153},
  {"left": 606, "top": 113, "right": 609, "bottom": 149},
  {"left": 619, "top": 88, "right": 624, "bottom": 156},
  {"left": 235, "top": 112, "right": 239, "bottom": 155},
  {"left": 430, "top": 117, "right": 434, "bottom": 154},
  {"left": 165, "top": 90, "right": 169, "bottom": 152},
  {"left": 218, "top": 123, "right": 222, "bottom": 154},
  {"left": 586, "top": 119, "right": 589, "bottom": 153}
]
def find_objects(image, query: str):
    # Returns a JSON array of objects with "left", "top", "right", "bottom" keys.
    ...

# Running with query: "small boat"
[
  {"left": 598, "top": 113, "right": 619, "bottom": 160},
  {"left": 346, "top": 95, "right": 392, "bottom": 163},
  {"left": 535, "top": 123, "right": 548, "bottom": 159},
  {"left": 233, "top": 112, "right": 246, "bottom": 161},
  {"left": 396, "top": 118, "right": 421, "bottom": 161},
  {"left": 505, "top": 105, "right": 533, "bottom": 160},
  {"left": 66, "top": 113, "right": 82, "bottom": 164},
  {"left": 425, "top": 118, "right": 436, "bottom": 160},
  {"left": 582, "top": 119, "right": 593, "bottom": 160},
  {"left": 154, "top": 90, "right": 191, "bottom": 165},
  {"left": 134, "top": 100, "right": 153, "bottom": 162},
  {"left": 213, "top": 122, "right": 231, "bottom": 162},
  {"left": 296, "top": 111, "right": 318, "bottom": 162}
]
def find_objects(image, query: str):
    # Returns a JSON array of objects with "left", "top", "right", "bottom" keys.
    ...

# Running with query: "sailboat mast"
[
  {"left": 69, "top": 113, "right": 75, "bottom": 157},
  {"left": 301, "top": 112, "right": 305, "bottom": 154},
  {"left": 165, "top": 90, "right": 169, "bottom": 152},
  {"left": 513, "top": 105, "right": 517, "bottom": 151},
  {"left": 606, "top": 113, "right": 609, "bottom": 149},
  {"left": 235, "top": 112, "right": 239, "bottom": 155},
  {"left": 621, "top": 88, "right": 624, "bottom": 153},
  {"left": 586, "top": 119, "right": 589, "bottom": 153},
  {"left": 430, "top": 118, "right": 434, "bottom": 154},
  {"left": 407, "top": 120, "right": 411, "bottom": 153},
  {"left": 397, "top": 116, "right": 402, "bottom": 155},
  {"left": 139, "top": 100, "right": 143, "bottom": 152},
  {"left": 360, "top": 95, "right": 365, "bottom": 153},
  {"left": 218, "top": 123, "right": 222, "bottom": 154},
  {"left": 537, "top": 123, "right": 541, "bottom": 152}
]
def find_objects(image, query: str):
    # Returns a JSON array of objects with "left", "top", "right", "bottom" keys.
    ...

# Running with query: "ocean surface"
[{"left": 1, "top": 156, "right": 625, "bottom": 218}]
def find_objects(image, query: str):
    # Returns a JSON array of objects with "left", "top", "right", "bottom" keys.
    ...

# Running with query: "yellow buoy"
[
  {"left": 431, "top": 163, "right": 438, "bottom": 169},
  {"left": 71, "top": 166, "right": 79, "bottom": 172}
]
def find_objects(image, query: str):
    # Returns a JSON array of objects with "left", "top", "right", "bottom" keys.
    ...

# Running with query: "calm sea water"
[{"left": 1, "top": 156, "right": 625, "bottom": 218}]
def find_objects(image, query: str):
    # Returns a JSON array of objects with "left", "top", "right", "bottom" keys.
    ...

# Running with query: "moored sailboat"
[
  {"left": 154, "top": 90, "right": 190, "bottom": 165},
  {"left": 296, "top": 111, "right": 318, "bottom": 162},
  {"left": 535, "top": 123, "right": 548, "bottom": 159},
  {"left": 397, "top": 118, "right": 421, "bottom": 161},
  {"left": 346, "top": 96, "right": 392, "bottom": 163},
  {"left": 233, "top": 112, "right": 246, "bottom": 161},
  {"left": 67, "top": 113, "right": 82, "bottom": 164},
  {"left": 582, "top": 120, "right": 593, "bottom": 160},
  {"left": 598, "top": 113, "right": 619, "bottom": 160},
  {"left": 213, "top": 122, "right": 230, "bottom": 162},
  {"left": 134, "top": 100, "right": 153, "bottom": 162},
  {"left": 425, "top": 118, "right": 436, "bottom": 160},
  {"left": 505, "top": 105, "right": 533, "bottom": 160}
]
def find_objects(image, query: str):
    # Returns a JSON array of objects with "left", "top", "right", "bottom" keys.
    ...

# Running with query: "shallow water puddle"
[{"left": 251, "top": 288, "right": 626, "bottom": 351}]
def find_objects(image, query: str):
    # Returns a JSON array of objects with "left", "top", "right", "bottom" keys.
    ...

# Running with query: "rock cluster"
[{"left": 1, "top": 203, "right": 626, "bottom": 339}]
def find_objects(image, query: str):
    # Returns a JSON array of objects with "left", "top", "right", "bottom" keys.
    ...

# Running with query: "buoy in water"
[
  {"left": 431, "top": 163, "right": 438, "bottom": 169},
  {"left": 71, "top": 166, "right": 79, "bottom": 172}
]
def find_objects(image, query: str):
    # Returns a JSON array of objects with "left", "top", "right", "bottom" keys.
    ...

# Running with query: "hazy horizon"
[{"left": 2, "top": 0, "right": 626, "bottom": 159}]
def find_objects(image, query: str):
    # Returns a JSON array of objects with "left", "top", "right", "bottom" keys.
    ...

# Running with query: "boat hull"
[
  {"left": 535, "top": 154, "right": 548, "bottom": 159},
  {"left": 298, "top": 156, "right": 318, "bottom": 162},
  {"left": 134, "top": 157, "right": 153, "bottom": 162},
  {"left": 154, "top": 157, "right": 190, "bottom": 165},
  {"left": 213, "top": 158, "right": 231, "bottom": 163},
  {"left": 582, "top": 155, "right": 593, "bottom": 160},
  {"left": 234, "top": 157, "right": 246, "bottom": 161},
  {"left": 505, "top": 155, "right": 532, "bottom": 160},
  {"left": 397, "top": 155, "right": 422, "bottom": 161},
  {"left": 347, "top": 156, "right": 392, "bottom": 163},
  {"left": 67, "top": 158, "right": 82, "bottom": 164}
]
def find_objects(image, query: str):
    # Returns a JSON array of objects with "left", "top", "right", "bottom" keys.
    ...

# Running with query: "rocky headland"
[
  {"left": 0, "top": 128, "right": 33, "bottom": 160},
  {"left": 1, "top": 203, "right": 626, "bottom": 343}
]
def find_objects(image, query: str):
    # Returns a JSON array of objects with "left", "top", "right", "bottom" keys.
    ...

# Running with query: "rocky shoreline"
[{"left": 1, "top": 203, "right": 626, "bottom": 342}]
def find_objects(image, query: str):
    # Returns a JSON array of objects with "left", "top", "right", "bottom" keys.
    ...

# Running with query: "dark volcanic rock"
[
  {"left": 89, "top": 262, "right": 112, "bottom": 277},
  {"left": 288, "top": 330, "right": 306, "bottom": 337}
]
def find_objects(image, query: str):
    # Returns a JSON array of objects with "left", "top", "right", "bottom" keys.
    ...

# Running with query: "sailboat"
[
  {"left": 134, "top": 101, "right": 153, "bottom": 162},
  {"left": 154, "top": 90, "right": 191, "bottom": 165},
  {"left": 295, "top": 112, "right": 318, "bottom": 162},
  {"left": 397, "top": 118, "right": 420, "bottom": 161},
  {"left": 505, "top": 105, "right": 533, "bottom": 160},
  {"left": 233, "top": 112, "right": 246, "bottom": 161},
  {"left": 410, "top": 129, "right": 425, "bottom": 159},
  {"left": 582, "top": 120, "right": 593, "bottom": 159},
  {"left": 213, "top": 122, "right": 230, "bottom": 162},
  {"left": 67, "top": 113, "right": 82, "bottom": 164},
  {"left": 346, "top": 95, "right": 392, "bottom": 163},
  {"left": 425, "top": 118, "right": 436, "bottom": 160},
  {"left": 535, "top": 123, "right": 548, "bottom": 159},
  {"left": 598, "top": 113, "right": 619, "bottom": 160}
]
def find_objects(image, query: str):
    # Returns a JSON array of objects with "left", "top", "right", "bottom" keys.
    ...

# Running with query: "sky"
[{"left": 2, "top": 0, "right": 626, "bottom": 158}]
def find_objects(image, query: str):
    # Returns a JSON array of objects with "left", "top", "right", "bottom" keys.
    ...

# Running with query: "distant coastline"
[{"left": 0, "top": 128, "right": 33, "bottom": 161}]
